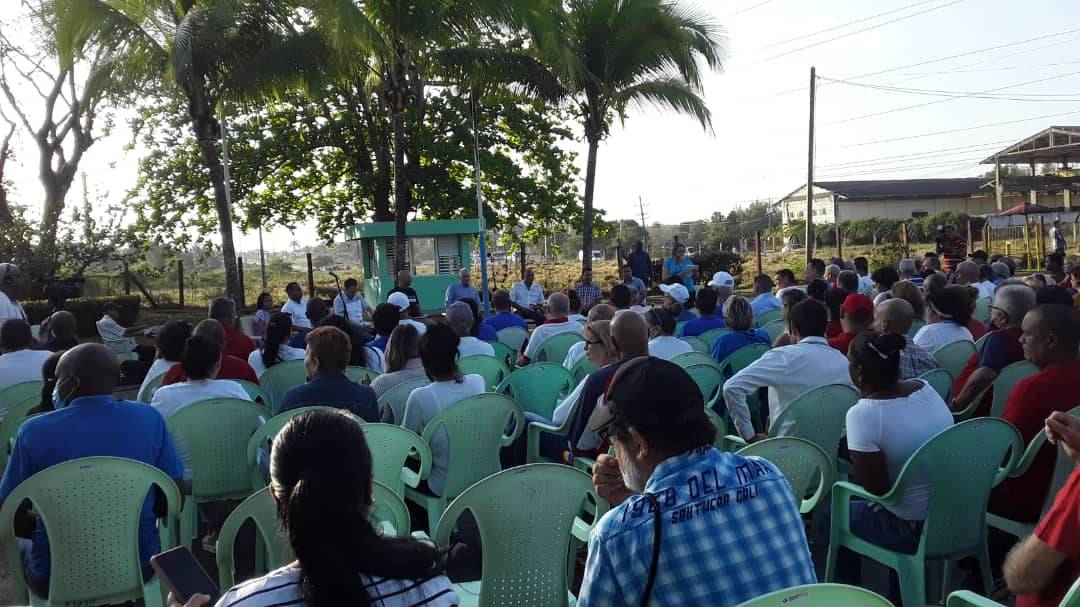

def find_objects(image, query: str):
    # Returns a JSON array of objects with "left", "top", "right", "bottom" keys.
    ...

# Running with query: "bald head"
[
  {"left": 993, "top": 284, "right": 1035, "bottom": 328},
  {"left": 588, "top": 303, "right": 615, "bottom": 322},
  {"left": 56, "top": 343, "right": 120, "bottom": 398},
  {"left": 48, "top": 311, "right": 77, "bottom": 339},
  {"left": 611, "top": 310, "right": 649, "bottom": 359},
  {"left": 874, "top": 298, "right": 915, "bottom": 335},
  {"left": 547, "top": 292, "right": 570, "bottom": 317},
  {"left": 956, "top": 261, "right": 980, "bottom": 286}
]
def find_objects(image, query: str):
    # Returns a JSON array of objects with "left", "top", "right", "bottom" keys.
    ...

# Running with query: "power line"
[
  {"left": 747, "top": 0, "right": 965, "bottom": 66},
  {"left": 887, "top": 60, "right": 1080, "bottom": 77},
  {"left": 819, "top": 76, "right": 1080, "bottom": 102},
  {"left": 816, "top": 156, "right": 987, "bottom": 179},
  {"left": 749, "top": 0, "right": 944, "bottom": 51},
  {"left": 734, "top": 0, "right": 777, "bottom": 16},
  {"left": 763, "top": 141, "right": 1012, "bottom": 179},
  {"left": 826, "top": 109, "right": 1080, "bottom": 149}
]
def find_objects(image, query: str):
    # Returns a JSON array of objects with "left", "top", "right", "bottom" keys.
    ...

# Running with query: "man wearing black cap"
[{"left": 578, "top": 357, "right": 815, "bottom": 606}]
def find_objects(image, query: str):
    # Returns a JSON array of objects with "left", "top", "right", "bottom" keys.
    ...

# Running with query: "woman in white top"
[
  {"left": 151, "top": 335, "right": 251, "bottom": 480},
  {"left": 371, "top": 324, "right": 428, "bottom": 402},
  {"left": 913, "top": 285, "right": 974, "bottom": 352},
  {"left": 201, "top": 409, "right": 457, "bottom": 607},
  {"left": 401, "top": 324, "right": 485, "bottom": 497},
  {"left": 645, "top": 307, "right": 692, "bottom": 360},
  {"left": 248, "top": 312, "right": 305, "bottom": 377},
  {"left": 838, "top": 330, "right": 953, "bottom": 584},
  {"left": 562, "top": 304, "right": 614, "bottom": 371},
  {"left": 138, "top": 320, "right": 192, "bottom": 401}
]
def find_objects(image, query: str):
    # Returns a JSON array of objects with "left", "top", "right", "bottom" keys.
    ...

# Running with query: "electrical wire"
[
  {"left": 748, "top": 0, "right": 945, "bottom": 52},
  {"left": 818, "top": 76, "right": 1080, "bottom": 102},
  {"left": 815, "top": 156, "right": 987, "bottom": 179},
  {"left": 734, "top": 0, "right": 777, "bottom": 16},
  {"left": 826, "top": 109, "right": 1080, "bottom": 149},
  {"left": 886, "top": 60, "right": 1080, "bottom": 77}
]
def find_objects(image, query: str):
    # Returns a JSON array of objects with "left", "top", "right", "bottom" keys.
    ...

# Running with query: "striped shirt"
[{"left": 216, "top": 565, "right": 458, "bottom": 607}]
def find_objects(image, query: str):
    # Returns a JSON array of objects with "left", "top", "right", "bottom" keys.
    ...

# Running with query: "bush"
[
  {"left": 23, "top": 295, "right": 142, "bottom": 337},
  {"left": 693, "top": 250, "right": 745, "bottom": 284}
]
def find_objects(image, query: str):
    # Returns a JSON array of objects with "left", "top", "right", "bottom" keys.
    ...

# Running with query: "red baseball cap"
[{"left": 841, "top": 293, "right": 874, "bottom": 321}]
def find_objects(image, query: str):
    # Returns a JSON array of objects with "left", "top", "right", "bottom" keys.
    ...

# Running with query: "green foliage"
[
  {"left": 702, "top": 202, "right": 773, "bottom": 252},
  {"left": 693, "top": 250, "right": 744, "bottom": 282},
  {"left": 23, "top": 295, "right": 141, "bottom": 337},
  {"left": 867, "top": 243, "right": 908, "bottom": 273}
]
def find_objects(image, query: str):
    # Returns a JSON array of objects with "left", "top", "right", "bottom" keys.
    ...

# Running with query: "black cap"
[{"left": 587, "top": 356, "right": 705, "bottom": 435}]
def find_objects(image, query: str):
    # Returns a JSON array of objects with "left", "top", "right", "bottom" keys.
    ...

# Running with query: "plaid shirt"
[
  {"left": 579, "top": 448, "right": 816, "bottom": 607},
  {"left": 901, "top": 335, "right": 939, "bottom": 380},
  {"left": 575, "top": 282, "right": 604, "bottom": 308}
]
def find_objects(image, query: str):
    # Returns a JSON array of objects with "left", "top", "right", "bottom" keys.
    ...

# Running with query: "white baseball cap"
[
  {"left": 658, "top": 283, "right": 689, "bottom": 303},
  {"left": 708, "top": 271, "right": 734, "bottom": 289},
  {"left": 387, "top": 291, "right": 410, "bottom": 311}
]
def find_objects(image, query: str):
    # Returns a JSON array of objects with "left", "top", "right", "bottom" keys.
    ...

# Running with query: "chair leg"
[
  {"left": 940, "top": 558, "right": 953, "bottom": 605},
  {"left": 896, "top": 556, "right": 926, "bottom": 607},
  {"left": 977, "top": 546, "right": 995, "bottom": 596},
  {"left": 179, "top": 500, "right": 196, "bottom": 551},
  {"left": 824, "top": 540, "right": 840, "bottom": 582}
]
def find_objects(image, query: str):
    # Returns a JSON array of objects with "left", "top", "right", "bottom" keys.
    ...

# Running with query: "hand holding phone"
[{"left": 151, "top": 547, "right": 221, "bottom": 605}]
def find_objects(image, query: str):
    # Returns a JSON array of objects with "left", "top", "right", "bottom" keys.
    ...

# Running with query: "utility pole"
[
  {"left": 637, "top": 196, "right": 649, "bottom": 251},
  {"left": 806, "top": 66, "right": 817, "bottom": 266}
]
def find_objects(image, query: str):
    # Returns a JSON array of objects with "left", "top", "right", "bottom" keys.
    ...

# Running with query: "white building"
[{"left": 778, "top": 178, "right": 998, "bottom": 225}]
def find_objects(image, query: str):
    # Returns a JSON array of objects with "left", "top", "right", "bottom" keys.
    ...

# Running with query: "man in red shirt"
[
  {"left": 991, "top": 304, "right": 1080, "bottom": 523},
  {"left": 209, "top": 297, "right": 255, "bottom": 360},
  {"left": 828, "top": 293, "right": 873, "bottom": 354},
  {"left": 160, "top": 319, "right": 259, "bottom": 386},
  {"left": 1005, "top": 409, "right": 1080, "bottom": 607},
  {"left": 950, "top": 284, "right": 1033, "bottom": 417}
]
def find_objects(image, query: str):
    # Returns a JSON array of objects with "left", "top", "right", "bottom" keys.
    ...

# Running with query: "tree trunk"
[
  {"left": 191, "top": 111, "right": 241, "bottom": 303},
  {"left": 392, "top": 106, "right": 409, "bottom": 273},
  {"left": 355, "top": 82, "right": 392, "bottom": 221},
  {"left": 581, "top": 135, "right": 600, "bottom": 274}
]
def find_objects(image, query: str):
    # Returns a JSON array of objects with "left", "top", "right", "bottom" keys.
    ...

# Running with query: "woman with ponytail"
[
  {"left": 248, "top": 312, "right": 305, "bottom": 377},
  {"left": 214, "top": 409, "right": 457, "bottom": 606},
  {"left": 835, "top": 330, "right": 953, "bottom": 589}
]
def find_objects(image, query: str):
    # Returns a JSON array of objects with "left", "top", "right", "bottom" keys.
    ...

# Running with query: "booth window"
[
  {"left": 410, "top": 237, "right": 437, "bottom": 276},
  {"left": 437, "top": 235, "right": 461, "bottom": 275}
]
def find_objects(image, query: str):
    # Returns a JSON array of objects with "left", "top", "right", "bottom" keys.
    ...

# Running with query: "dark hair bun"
[{"left": 873, "top": 332, "right": 907, "bottom": 356}]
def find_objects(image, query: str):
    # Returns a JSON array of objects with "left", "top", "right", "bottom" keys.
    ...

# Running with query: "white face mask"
[{"left": 617, "top": 442, "right": 646, "bottom": 493}]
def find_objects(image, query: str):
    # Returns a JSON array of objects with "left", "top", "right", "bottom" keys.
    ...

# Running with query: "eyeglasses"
[{"left": 585, "top": 339, "right": 603, "bottom": 349}]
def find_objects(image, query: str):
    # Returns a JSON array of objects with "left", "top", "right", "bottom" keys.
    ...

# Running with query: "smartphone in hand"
[{"left": 150, "top": 547, "right": 221, "bottom": 604}]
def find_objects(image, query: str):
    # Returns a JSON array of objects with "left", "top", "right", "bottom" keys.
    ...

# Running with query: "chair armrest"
[
  {"left": 832, "top": 479, "right": 902, "bottom": 507},
  {"left": 1009, "top": 434, "right": 1047, "bottom": 479},
  {"left": 946, "top": 590, "right": 1006, "bottom": 607},
  {"left": 720, "top": 434, "right": 748, "bottom": 452},
  {"left": 526, "top": 420, "right": 566, "bottom": 464},
  {"left": 951, "top": 387, "right": 989, "bottom": 421},
  {"left": 400, "top": 467, "right": 422, "bottom": 489},
  {"left": 410, "top": 530, "right": 435, "bottom": 546}
]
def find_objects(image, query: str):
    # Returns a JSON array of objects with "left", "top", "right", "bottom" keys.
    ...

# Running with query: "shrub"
[
  {"left": 23, "top": 295, "right": 142, "bottom": 337},
  {"left": 693, "top": 250, "right": 745, "bottom": 285}
]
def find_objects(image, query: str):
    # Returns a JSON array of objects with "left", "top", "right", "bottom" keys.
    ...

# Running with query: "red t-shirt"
[
  {"left": 1017, "top": 466, "right": 1080, "bottom": 607},
  {"left": 991, "top": 360, "right": 1080, "bottom": 523},
  {"left": 223, "top": 324, "right": 256, "bottom": 360},
  {"left": 828, "top": 331, "right": 857, "bottom": 355},
  {"left": 160, "top": 355, "right": 260, "bottom": 387},
  {"left": 825, "top": 320, "right": 842, "bottom": 339},
  {"left": 952, "top": 327, "right": 1024, "bottom": 418},
  {"left": 967, "top": 318, "right": 988, "bottom": 342}
]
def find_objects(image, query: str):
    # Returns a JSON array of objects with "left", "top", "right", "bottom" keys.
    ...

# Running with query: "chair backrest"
[
  {"left": 496, "top": 363, "right": 576, "bottom": 419},
  {"left": 974, "top": 297, "right": 992, "bottom": 325},
  {"left": 908, "top": 319, "right": 926, "bottom": 338},
  {"left": 918, "top": 368, "right": 953, "bottom": 402},
  {"left": 231, "top": 379, "right": 273, "bottom": 408},
  {"left": 0, "top": 456, "right": 181, "bottom": 605},
  {"left": 736, "top": 583, "right": 893, "bottom": 607},
  {"left": 761, "top": 319, "right": 786, "bottom": 342},
  {"left": 672, "top": 351, "right": 722, "bottom": 370},
  {"left": 988, "top": 360, "right": 1039, "bottom": 418},
  {"left": 486, "top": 340, "right": 517, "bottom": 368},
  {"left": 738, "top": 437, "right": 835, "bottom": 514},
  {"left": 704, "top": 407, "right": 728, "bottom": 446},
  {"left": 682, "top": 335, "right": 710, "bottom": 353},
  {"left": 376, "top": 376, "right": 431, "bottom": 425},
  {"left": 360, "top": 423, "right": 432, "bottom": 497},
  {"left": 137, "top": 373, "right": 166, "bottom": 403},
  {"left": 260, "top": 358, "right": 309, "bottom": 413},
  {"left": 433, "top": 464, "right": 607, "bottom": 607},
  {"left": 496, "top": 326, "right": 529, "bottom": 352},
  {"left": 683, "top": 363, "right": 725, "bottom": 406},
  {"left": 769, "top": 384, "right": 860, "bottom": 459},
  {"left": 974, "top": 332, "right": 989, "bottom": 353},
  {"left": 569, "top": 356, "right": 598, "bottom": 384},
  {"left": 699, "top": 327, "right": 732, "bottom": 348},
  {"left": 1015, "top": 407, "right": 1080, "bottom": 519},
  {"left": 903, "top": 417, "right": 1022, "bottom": 557},
  {"left": 371, "top": 479, "right": 411, "bottom": 537},
  {"left": 1060, "top": 574, "right": 1080, "bottom": 607},
  {"left": 102, "top": 338, "right": 132, "bottom": 354},
  {"left": 458, "top": 355, "right": 511, "bottom": 391},
  {"left": 345, "top": 366, "right": 380, "bottom": 385},
  {"left": 245, "top": 406, "right": 361, "bottom": 490},
  {"left": 717, "top": 343, "right": 770, "bottom": 378},
  {"left": 421, "top": 393, "right": 524, "bottom": 498},
  {"left": 216, "top": 486, "right": 291, "bottom": 589},
  {"left": 168, "top": 398, "right": 268, "bottom": 500},
  {"left": 932, "top": 340, "right": 977, "bottom": 380},
  {"left": 0, "top": 394, "right": 42, "bottom": 473},
  {"left": 0, "top": 380, "right": 43, "bottom": 413},
  {"left": 533, "top": 332, "right": 585, "bottom": 364},
  {"left": 753, "top": 309, "right": 782, "bottom": 328}
]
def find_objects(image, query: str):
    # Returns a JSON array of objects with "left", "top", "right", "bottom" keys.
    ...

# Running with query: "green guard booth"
[{"left": 345, "top": 219, "right": 481, "bottom": 316}]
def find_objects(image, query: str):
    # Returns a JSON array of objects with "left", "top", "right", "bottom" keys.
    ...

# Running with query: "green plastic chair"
[
  {"left": 704, "top": 407, "right": 729, "bottom": 445},
  {"left": 166, "top": 397, "right": 267, "bottom": 551},
  {"left": 952, "top": 360, "right": 1039, "bottom": 421},
  {"left": 404, "top": 393, "right": 525, "bottom": 532},
  {"left": 717, "top": 343, "right": 770, "bottom": 378},
  {"left": 699, "top": 327, "right": 732, "bottom": 348},
  {"left": 377, "top": 376, "right": 431, "bottom": 425},
  {"left": 371, "top": 479, "right": 412, "bottom": 538},
  {"left": 761, "top": 319, "right": 786, "bottom": 343},
  {"left": 919, "top": 368, "right": 954, "bottom": 402},
  {"left": 486, "top": 340, "right": 517, "bottom": 369},
  {"left": 568, "top": 356, "right": 598, "bottom": 384},
  {"left": 722, "top": 384, "right": 860, "bottom": 459},
  {"left": 0, "top": 456, "right": 181, "bottom": 607},
  {"left": 933, "top": 340, "right": 977, "bottom": 382},
  {"left": 116, "top": 351, "right": 139, "bottom": 362},
  {"left": 138, "top": 373, "right": 166, "bottom": 403},
  {"left": 908, "top": 319, "right": 926, "bottom": 338},
  {"left": 0, "top": 380, "right": 43, "bottom": 414},
  {"left": 825, "top": 417, "right": 1023, "bottom": 607},
  {"left": 738, "top": 437, "right": 835, "bottom": 514},
  {"left": 974, "top": 332, "right": 989, "bottom": 353},
  {"left": 736, "top": 583, "right": 893, "bottom": 607},
  {"left": 246, "top": 406, "right": 363, "bottom": 491},
  {"left": 532, "top": 332, "right": 584, "bottom": 364},
  {"left": 672, "top": 350, "right": 722, "bottom": 370},
  {"left": 948, "top": 575, "right": 1080, "bottom": 607},
  {"left": 974, "top": 297, "right": 992, "bottom": 325},
  {"left": 216, "top": 486, "right": 291, "bottom": 590},
  {"left": 526, "top": 393, "right": 579, "bottom": 464},
  {"left": 433, "top": 464, "right": 608, "bottom": 607},
  {"left": 361, "top": 423, "right": 433, "bottom": 498},
  {"left": 683, "top": 363, "right": 725, "bottom": 408},
  {"left": 231, "top": 379, "right": 273, "bottom": 408},
  {"left": 753, "top": 309, "right": 782, "bottom": 328},
  {"left": 675, "top": 320, "right": 688, "bottom": 335},
  {"left": 682, "top": 335, "right": 710, "bottom": 353},
  {"left": 259, "top": 358, "right": 308, "bottom": 413},
  {"left": 345, "top": 366, "right": 380, "bottom": 384},
  {"left": 458, "top": 355, "right": 511, "bottom": 391},
  {"left": 496, "top": 326, "right": 529, "bottom": 352},
  {"left": 496, "top": 363, "right": 576, "bottom": 420},
  {"left": 0, "top": 393, "right": 41, "bottom": 473},
  {"left": 986, "top": 406, "right": 1080, "bottom": 540}
]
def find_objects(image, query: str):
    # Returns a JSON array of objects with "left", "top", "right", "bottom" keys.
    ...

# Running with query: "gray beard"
[{"left": 618, "top": 446, "right": 646, "bottom": 493}]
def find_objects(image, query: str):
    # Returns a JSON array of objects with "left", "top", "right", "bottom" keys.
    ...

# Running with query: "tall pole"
[
  {"left": 806, "top": 66, "right": 817, "bottom": 265},
  {"left": 219, "top": 104, "right": 242, "bottom": 307},
  {"left": 470, "top": 89, "right": 491, "bottom": 315},
  {"left": 258, "top": 226, "right": 267, "bottom": 289},
  {"left": 638, "top": 196, "right": 649, "bottom": 251}
]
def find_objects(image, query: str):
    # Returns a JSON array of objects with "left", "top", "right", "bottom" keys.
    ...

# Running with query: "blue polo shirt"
[
  {"left": 476, "top": 323, "right": 498, "bottom": 341},
  {"left": 446, "top": 283, "right": 481, "bottom": 309},
  {"left": 484, "top": 311, "right": 527, "bottom": 332},
  {"left": 679, "top": 314, "right": 726, "bottom": 337},
  {"left": 280, "top": 373, "right": 379, "bottom": 421},
  {"left": 369, "top": 334, "right": 390, "bottom": 351},
  {"left": 675, "top": 308, "right": 696, "bottom": 323},
  {"left": 0, "top": 395, "right": 182, "bottom": 583},
  {"left": 711, "top": 330, "right": 771, "bottom": 366}
]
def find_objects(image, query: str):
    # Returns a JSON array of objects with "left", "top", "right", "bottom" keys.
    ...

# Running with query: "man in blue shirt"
[
  {"left": 368, "top": 303, "right": 399, "bottom": 351},
  {"left": 750, "top": 274, "right": 781, "bottom": 317},
  {"left": 280, "top": 326, "right": 379, "bottom": 421},
  {"left": 680, "top": 286, "right": 725, "bottom": 337},
  {"left": 625, "top": 240, "right": 652, "bottom": 285},
  {"left": 619, "top": 265, "right": 647, "bottom": 305},
  {"left": 580, "top": 358, "right": 816, "bottom": 606},
  {"left": 0, "top": 343, "right": 183, "bottom": 596},
  {"left": 444, "top": 268, "right": 481, "bottom": 310},
  {"left": 483, "top": 290, "right": 528, "bottom": 332}
]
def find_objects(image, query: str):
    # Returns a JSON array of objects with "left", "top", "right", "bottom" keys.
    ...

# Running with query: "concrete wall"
[{"left": 836, "top": 195, "right": 999, "bottom": 222}]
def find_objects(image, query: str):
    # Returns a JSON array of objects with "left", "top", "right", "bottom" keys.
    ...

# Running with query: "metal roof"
[
  {"left": 981, "top": 126, "right": 1080, "bottom": 165},
  {"left": 781, "top": 178, "right": 989, "bottom": 202}
]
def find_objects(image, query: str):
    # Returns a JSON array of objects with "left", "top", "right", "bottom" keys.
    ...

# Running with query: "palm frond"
[
  {"left": 49, "top": 0, "right": 167, "bottom": 69},
  {"left": 611, "top": 76, "right": 712, "bottom": 134},
  {"left": 222, "top": 30, "right": 334, "bottom": 105},
  {"left": 434, "top": 47, "right": 568, "bottom": 103}
]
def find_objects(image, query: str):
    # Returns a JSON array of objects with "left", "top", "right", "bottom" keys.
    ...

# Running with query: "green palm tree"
[
  {"left": 52, "top": 0, "right": 325, "bottom": 304},
  {"left": 544, "top": 0, "right": 726, "bottom": 272}
]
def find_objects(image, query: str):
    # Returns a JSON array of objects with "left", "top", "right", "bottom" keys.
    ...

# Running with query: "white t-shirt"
[
  {"left": 549, "top": 377, "right": 604, "bottom": 451},
  {"left": 524, "top": 320, "right": 581, "bottom": 359},
  {"left": 974, "top": 281, "right": 996, "bottom": 301},
  {"left": 215, "top": 565, "right": 458, "bottom": 607},
  {"left": 510, "top": 281, "right": 545, "bottom": 309},
  {"left": 333, "top": 291, "right": 370, "bottom": 321},
  {"left": 248, "top": 345, "right": 307, "bottom": 377},
  {"left": 96, "top": 315, "right": 136, "bottom": 352},
  {"left": 138, "top": 358, "right": 177, "bottom": 401},
  {"left": 401, "top": 374, "right": 486, "bottom": 496},
  {"left": 0, "top": 349, "right": 52, "bottom": 412},
  {"left": 648, "top": 335, "right": 693, "bottom": 361},
  {"left": 151, "top": 379, "right": 252, "bottom": 479},
  {"left": 912, "top": 321, "right": 973, "bottom": 353},
  {"left": 0, "top": 291, "right": 26, "bottom": 323},
  {"left": 845, "top": 381, "right": 954, "bottom": 520},
  {"left": 401, "top": 318, "right": 428, "bottom": 336},
  {"left": 568, "top": 313, "right": 587, "bottom": 322},
  {"left": 457, "top": 336, "right": 495, "bottom": 359},
  {"left": 858, "top": 275, "right": 876, "bottom": 297},
  {"left": 281, "top": 298, "right": 312, "bottom": 329},
  {"left": 562, "top": 341, "right": 586, "bottom": 370}
]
